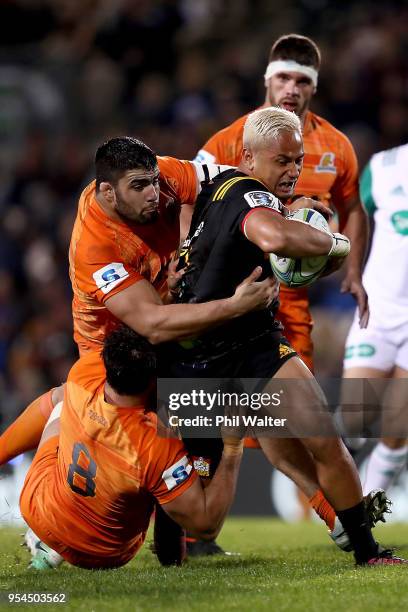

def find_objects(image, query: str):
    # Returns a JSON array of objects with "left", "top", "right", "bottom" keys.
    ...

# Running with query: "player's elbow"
[
  {"left": 190, "top": 512, "right": 224, "bottom": 540},
  {"left": 133, "top": 321, "right": 167, "bottom": 345},
  {"left": 190, "top": 521, "right": 221, "bottom": 541},
  {"left": 198, "top": 528, "right": 220, "bottom": 541},
  {"left": 257, "top": 231, "right": 287, "bottom": 254},
  {"left": 145, "top": 329, "right": 168, "bottom": 345}
]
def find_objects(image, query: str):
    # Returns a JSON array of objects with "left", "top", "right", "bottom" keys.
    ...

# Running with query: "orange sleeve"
[
  {"left": 158, "top": 157, "right": 198, "bottom": 204},
  {"left": 330, "top": 131, "right": 359, "bottom": 208},
  {"left": 195, "top": 115, "right": 248, "bottom": 166},
  {"left": 200, "top": 131, "right": 228, "bottom": 162},
  {"left": 143, "top": 432, "right": 198, "bottom": 505},
  {"left": 72, "top": 228, "right": 144, "bottom": 305}
]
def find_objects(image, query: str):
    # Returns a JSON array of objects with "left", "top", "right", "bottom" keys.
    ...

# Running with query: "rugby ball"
[{"left": 269, "top": 208, "right": 329, "bottom": 287}]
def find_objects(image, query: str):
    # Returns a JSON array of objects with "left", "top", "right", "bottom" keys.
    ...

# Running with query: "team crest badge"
[
  {"left": 315, "top": 152, "right": 336, "bottom": 174},
  {"left": 193, "top": 456, "right": 211, "bottom": 478},
  {"left": 279, "top": 343, "right": 295, "bottom": 359}
]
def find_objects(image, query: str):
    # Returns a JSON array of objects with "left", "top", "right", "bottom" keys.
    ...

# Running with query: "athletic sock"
[
  {"left": 336, "top": 501, "right": 378, "bottom": 564},
  {"left": 363, "top": 441, "right": 408, "bottom": 495},
  {"left": 309, "top": 489, "right": 336, "bottom": 531},
  {"left": 0, "top": 390, "right": 54, "bottom": 465}
]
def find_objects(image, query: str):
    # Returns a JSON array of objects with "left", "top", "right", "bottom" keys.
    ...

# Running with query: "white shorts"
[{"left": 343, "top": 313, "right": 408, "bottom": 372}]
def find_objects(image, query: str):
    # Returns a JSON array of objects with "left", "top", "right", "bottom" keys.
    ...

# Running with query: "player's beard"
[
  {"left": 267, "top": 87, "right": 311, "bottom": 123},
  {"left": 114, "top": 191, "right": 159, "bottom": 224},
  {"left": 279, "top": 97, "right": 310, "bottom": 124}
]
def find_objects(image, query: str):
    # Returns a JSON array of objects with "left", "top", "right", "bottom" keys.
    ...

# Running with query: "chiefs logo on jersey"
[{"left": 315, "top": 152, "right": 337, "bottom": 174}]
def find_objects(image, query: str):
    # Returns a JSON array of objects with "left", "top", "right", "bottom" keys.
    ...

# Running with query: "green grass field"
[{"left": 0, "top": 519, "right": 407, "bottom": 612}]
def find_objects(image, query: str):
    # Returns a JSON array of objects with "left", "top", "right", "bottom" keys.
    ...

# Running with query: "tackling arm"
[
  {"left": 161, "top": 442, "right": 243, "bottom": 540},
  {"left": 105, "top": 269, "right": 276, "bottom": 345}
]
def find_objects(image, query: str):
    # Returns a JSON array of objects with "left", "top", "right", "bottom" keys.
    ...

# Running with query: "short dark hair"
[
  {"left": 269, "top": 34, "right": 321, "bottom": 70},
  {"left": 102, "top": 326, "right": 157, "bottom": 396},
  {"left": 95, "top": 136, "right": 157, "bottom": 190}
]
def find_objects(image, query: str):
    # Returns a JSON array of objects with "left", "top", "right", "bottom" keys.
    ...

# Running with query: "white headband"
[{"left": 264, "top": 60, "right": 318, "bottom": 87}]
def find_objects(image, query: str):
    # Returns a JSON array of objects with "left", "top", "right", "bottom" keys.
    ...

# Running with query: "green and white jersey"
[{"left": 360, "top": 143, "right": 408, "bottom": 326}]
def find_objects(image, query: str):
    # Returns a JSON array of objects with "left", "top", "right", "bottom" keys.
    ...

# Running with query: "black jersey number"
[{"left": 67, "top": 442, "right": 97, "bottom": 497}]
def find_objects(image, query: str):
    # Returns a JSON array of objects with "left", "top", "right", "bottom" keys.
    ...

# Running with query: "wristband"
[{"left": 328, "top": 233, "right": 351, "bottom": 257}]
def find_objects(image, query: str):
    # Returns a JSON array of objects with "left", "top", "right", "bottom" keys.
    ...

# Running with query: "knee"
[{"left": 309, "top": 437, "right": 350, "bottom": 466}]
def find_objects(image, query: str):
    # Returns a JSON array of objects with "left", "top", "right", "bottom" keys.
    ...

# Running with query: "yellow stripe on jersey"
[
  {"left": 211, "top": 177, "right": 240, "bottom": 201},
  {"left": 212, "top": 176, "right": 256, "bottom": 201}
]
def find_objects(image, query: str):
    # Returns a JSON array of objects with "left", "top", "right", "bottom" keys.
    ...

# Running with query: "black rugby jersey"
[{"left": 177, "top": 169, "right": 283, "bottom": 342}]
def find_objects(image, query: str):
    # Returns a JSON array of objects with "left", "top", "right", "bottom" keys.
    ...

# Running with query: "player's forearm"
[
  {"left": 279, "top": 223, "right": 334, "bottom": 257},
  {"left": 123, "top": 299, "right": 242, "bottom": 345},
  {"left": 263, "top": 221, "right": 333, "bottom": 258},
  {"left": 341, "top": 206, "right": 369, "bottom": 276},
  {"left": 190, "top": 445, "right": 243, "bottom": 540},
  {"left": 247, "top": 212, "right": 336, "bottom": 258}
]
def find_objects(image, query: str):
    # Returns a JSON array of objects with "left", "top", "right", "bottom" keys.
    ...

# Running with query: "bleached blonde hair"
[{"left": 243, "top": 106, "right": 302, "bottom": 149}]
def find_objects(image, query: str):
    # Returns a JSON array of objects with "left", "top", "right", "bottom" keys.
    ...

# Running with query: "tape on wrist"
[{"left": 328, "top": 233, "right": 351, "bottom": 257}]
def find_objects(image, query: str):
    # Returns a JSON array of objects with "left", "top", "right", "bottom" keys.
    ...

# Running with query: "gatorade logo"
[
  {"left": 391, "top": 211, "right": 408, "bottom": 235},
  {"left": 345, "top": 344, "right": 376, "bottom": 359}
]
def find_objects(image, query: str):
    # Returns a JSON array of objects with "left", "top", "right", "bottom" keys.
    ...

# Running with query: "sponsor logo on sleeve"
[
  {"left": 92, "top": 262, "right": 129, "bottom": 294},
  {"left": 244, "top": 191, "right": 282, "bottom": 211},
  {"left": 162, "top": 455, "right": 192, "bottom": 490},
  {"left": 194, "top": 150, "right": 216, "bottom": 164}
]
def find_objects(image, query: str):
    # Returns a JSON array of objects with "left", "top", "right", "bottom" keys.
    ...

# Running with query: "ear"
[
  {"left": 99, "top": 181, "right": 115, "bottom": 202},
  {"left": 242, "top": 148, "right": 255, "bottom": 172}
]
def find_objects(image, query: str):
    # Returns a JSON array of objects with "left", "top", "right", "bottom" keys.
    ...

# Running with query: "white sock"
[{"left": 363, "top": 441, "right": 408, "bottom": 495}]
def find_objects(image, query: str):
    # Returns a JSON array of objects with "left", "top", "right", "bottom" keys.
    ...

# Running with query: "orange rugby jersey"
[
  {"left": 196, "top": 110, "right": 359, "bottom": 364},
  {"left": 196, "top": 110, "right": 359, "bottom": 216},
  {"left": 70, "top": 157, "right": 198, "bottom": 354},
  {"left": 23, "top": 351, "right": 197, "bottom": 565}
]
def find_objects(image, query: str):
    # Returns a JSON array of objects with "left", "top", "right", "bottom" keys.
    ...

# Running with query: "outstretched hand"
[
  {"left": 232, "top": 267, "right": 279, "bottom": 314},
  {"left": 341, "top": 273, "right": 369, "bottom": 328}
]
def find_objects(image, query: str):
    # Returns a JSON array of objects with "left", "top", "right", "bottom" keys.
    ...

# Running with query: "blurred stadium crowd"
[{"left": 1, "top": 0, "right": 408, "bottom": 427}]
